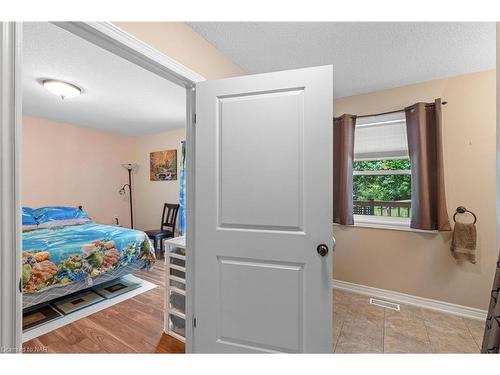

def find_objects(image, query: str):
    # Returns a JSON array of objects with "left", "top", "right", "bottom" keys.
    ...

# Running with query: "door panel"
[
  {"left": 218, "top": 257, "right": 303, "bottom": 353},
  {"left": 194, "top": 66, "right": 333, "bottom": 353},
  {"left": 218, "top": 88, "right": 304, "bottom": 231}
]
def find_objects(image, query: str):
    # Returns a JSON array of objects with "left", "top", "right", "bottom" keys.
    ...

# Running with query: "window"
[{"left": 353, "top": 112, "right": 411, "bottom": 228}]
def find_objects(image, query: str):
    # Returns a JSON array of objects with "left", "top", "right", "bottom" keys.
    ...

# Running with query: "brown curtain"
[
  {"left": 405, "top": 99, "right": 451, "bottom": 231},
  {"left": 482, "top": 250, "right": 500, "bottom": 353},
  {"left": 333, "top": 114, "right": 356, "bottom": 225}
]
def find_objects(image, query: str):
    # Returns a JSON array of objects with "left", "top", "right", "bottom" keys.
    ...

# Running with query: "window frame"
[
  {"left": 353, "top": 169, "right": 411, "bottom": 176},
  {"left": 352, "top": 115, "right": 412, "bottom": 230}
]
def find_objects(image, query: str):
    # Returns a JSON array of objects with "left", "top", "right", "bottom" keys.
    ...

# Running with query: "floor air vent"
[{"left": 369, "top": 298, "right": 400, "bottom": 311}]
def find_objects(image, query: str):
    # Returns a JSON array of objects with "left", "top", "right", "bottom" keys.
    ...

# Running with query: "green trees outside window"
[{"left": 353, "top": 159, "right": 411, "bottom": 218}]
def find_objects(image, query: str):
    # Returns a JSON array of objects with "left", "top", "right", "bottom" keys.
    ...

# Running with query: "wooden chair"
[{"left": 145, "top": 203, "right": 180, "bottom": 256}]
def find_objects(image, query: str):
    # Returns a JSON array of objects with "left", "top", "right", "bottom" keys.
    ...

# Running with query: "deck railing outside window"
[{"left": 353, "top": 199, "right": 411, "bottom": 218}]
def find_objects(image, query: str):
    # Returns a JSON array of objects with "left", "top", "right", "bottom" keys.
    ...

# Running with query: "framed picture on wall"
[{"left": 150, "top": 149, "right": 177, "bottom": 181}]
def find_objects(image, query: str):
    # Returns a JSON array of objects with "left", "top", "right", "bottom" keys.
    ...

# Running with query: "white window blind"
[{"left": 354, "top": 112, "right": 408, "bottom": 160}]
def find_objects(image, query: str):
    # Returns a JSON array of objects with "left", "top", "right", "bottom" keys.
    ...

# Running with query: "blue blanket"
[{"left": 22, "top": 223, "right": 155, "bottom": 293}]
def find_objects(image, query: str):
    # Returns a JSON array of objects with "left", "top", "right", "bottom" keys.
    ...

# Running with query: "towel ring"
[{"left": 453, "top": 206, "right": 477, "bottom": 224}]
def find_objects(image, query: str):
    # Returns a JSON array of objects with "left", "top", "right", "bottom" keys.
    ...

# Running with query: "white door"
[{"left": 193, "top": 66, "right": 333, "bottom": 353}]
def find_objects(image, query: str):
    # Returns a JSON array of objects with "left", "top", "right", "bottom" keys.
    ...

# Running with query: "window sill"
[{"left": 334, "top": 215, "right": 438, "bottom": 234}]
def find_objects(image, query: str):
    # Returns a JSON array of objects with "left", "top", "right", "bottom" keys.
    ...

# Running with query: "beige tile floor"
[{"left": 333, "top": 289, "right": 485, "bottom": 353}]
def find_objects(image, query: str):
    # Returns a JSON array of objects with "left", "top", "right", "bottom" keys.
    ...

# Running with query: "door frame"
[
  {"left": 0, "top": 22, "right": 23, "bottom": 353},
  {"left": 0, "top": 21, "right": 204, "bottom": 352}
]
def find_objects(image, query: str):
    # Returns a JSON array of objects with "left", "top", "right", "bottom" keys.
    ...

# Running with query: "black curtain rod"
[{"left": 355, "top": 101, "right": 447, "bottom": 119}]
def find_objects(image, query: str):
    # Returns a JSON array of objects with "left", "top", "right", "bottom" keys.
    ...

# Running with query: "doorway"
[
  {"left": 0, "top": 21, "right": 200, "bottom": 353},
  {"left": 19, "top": 21, "right": 193, "bottom": 352}
]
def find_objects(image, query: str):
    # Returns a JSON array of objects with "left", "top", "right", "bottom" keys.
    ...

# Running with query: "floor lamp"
[{"left": 119, "top": 163, "right": 138, "bottom": 229}]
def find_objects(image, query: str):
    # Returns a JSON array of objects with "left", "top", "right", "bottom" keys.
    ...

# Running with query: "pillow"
[
  {"left": 37, "top": 217, "right": 91, "bottom": 229},
  {"left": 33, "top": 206, "right": 90, "bottom": 225},
  {"left": 22, "top": 207, "right": 37, "bottom": 226}
]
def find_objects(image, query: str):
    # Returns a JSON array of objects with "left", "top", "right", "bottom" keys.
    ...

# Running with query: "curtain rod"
[{"left": 355, "top": 101, "right": 447, "bottom": 119}]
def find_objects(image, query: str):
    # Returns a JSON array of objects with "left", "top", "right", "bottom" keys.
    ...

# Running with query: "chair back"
[{"left": 161, "top": 203, "right": 180, "bottom": 233}]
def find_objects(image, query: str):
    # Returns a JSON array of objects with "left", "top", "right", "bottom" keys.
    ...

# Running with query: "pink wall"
[
  {"left": 22, "top": 116, "right": 136, "bottom": 227},
  {"left": 133, "top": 128, "right": 186, "bottom": 231}
]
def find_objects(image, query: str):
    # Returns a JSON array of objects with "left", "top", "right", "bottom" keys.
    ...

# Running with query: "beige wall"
[
  {"left": 22, "top": 116, "right": 136, "bottom": 227},
  {"left": 132, "top": 128, "right": 186, "bottom": 231},
  {"left": 496, "top": 25, "right": 500, "bottom": 277},
  {"left": 333, "top": 70, "right": 497, "bottom": 310},
  {"left": 113, "top": 22, "right": 246, "bottom": 80}
]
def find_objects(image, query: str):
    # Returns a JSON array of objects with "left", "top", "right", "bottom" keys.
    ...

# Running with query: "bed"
[{"left": 22, "top": 214, "right": 155, "bottom": 309}]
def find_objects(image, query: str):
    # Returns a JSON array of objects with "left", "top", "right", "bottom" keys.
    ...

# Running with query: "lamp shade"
[{"left": 121, "top": 163, "right": 138, "bottom": 171}]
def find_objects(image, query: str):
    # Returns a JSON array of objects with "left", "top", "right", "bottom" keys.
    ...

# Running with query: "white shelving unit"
[{"left": 163, "top": 236, "right": 186, "bottom": 342}]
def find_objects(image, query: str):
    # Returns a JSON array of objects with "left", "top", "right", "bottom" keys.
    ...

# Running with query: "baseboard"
[{"left": 332, "top": 279, "right": 487, "bottom": 321}]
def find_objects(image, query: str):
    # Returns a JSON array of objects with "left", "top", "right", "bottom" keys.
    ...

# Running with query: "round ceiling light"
[{"left": 42, "top": 79, "right": 82, "bottom": 100}]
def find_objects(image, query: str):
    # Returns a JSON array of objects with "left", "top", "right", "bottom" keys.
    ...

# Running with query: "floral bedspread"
[{"left": 22, "top": 223, "right": 155, "bottom": 294}]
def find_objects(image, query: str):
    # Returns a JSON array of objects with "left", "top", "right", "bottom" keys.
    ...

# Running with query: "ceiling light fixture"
[{"left": 42, "top": 79, "right": 82, "bottom": 100}]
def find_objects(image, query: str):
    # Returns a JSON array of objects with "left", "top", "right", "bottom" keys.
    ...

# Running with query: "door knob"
[{"left": 317, "top": 244, "right": 329, "bottom": 257}]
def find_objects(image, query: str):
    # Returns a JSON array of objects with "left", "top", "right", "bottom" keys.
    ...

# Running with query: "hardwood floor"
[{"left": 23, "top": 260, "right": 185, "bottom": 354}]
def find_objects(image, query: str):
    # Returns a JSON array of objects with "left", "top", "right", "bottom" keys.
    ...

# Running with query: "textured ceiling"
[
  {"left": 188, "top": 22, "right": 496, "bottom": 97},
  {"left": 23, "top": 22, "right": 186, "bottom": 136}
]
